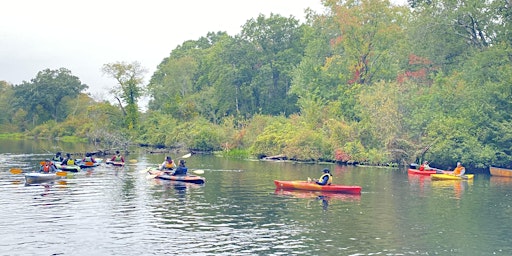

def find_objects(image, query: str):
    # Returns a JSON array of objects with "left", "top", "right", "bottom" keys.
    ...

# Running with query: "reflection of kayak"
[
  {"left": 24, "top": 172, "right": 60, "bottom": 184},
  {"left": 408, "top": 168, "right": 450, "bottom": 175},
  {"left": 147, "top": 169, "right": 206, "bottom": 184},
  {"left": 105, "top": 160, "right": 125, "bottom": 167},
  {"left": 431, "top": 174, "right": 474, "bottom": 180},
  {"left": 273, "top": 180, "right": 361, "bottom": 194},
  {"left": 55, "top": 163, "right": 81, "bottom": 172},
  {"left": 490, "top": 166, "right": 512, "bottom": 177},
  {"left": 274, "top": 188, "right": 361, "bottom": 201}
]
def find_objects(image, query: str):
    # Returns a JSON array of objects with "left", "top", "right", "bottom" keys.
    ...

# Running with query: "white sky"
[{"left": 0, "top": 0, "right": 405, "bottom": 103}]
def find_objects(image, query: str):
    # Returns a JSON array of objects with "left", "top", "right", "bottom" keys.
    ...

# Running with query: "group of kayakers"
[
  {"left": 419, "top": 161, "right": 466, "bottom": 176},
  {"left": 39, "top": 151, "right": 126, "bottom": 173}
]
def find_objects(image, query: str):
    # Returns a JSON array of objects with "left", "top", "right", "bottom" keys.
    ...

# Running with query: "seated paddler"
[{"left": 315, "top": 168, "right": 332, "bottom": 186}]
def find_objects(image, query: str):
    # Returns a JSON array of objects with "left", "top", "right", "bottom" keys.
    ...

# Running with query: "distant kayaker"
[
  {"left": 419, "top": 161, "right": 431, "bottom": 171},
  {"left": 160, "top": 156, "right": 176, "bottom": 174},
  {"left": 61, "top": 153, "right": 76, "bottom": 166},
  {"left": 314, "top": 168, "right": 332, "bottom": 186},
  {"left": 83, "top": 152, "right": 96, "bottom": 163},
  {"left": 52, "top": 152, "right": 64, "bottom": 162},
  {"left": 452, "top": 162, "right": 466, "bottom": 176},
  {"left": 40, "top": 159, "right": 57, "bottom": 173},
  {"left": 172, "top": 159, "right": 188, "bottom": 176},
  {"left": 110, "top": 150, "right": 125, "bottom": 163}
]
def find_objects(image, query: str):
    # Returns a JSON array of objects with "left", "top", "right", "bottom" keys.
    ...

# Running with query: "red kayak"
[
  {"left": 148, "top": 169, "right": 205, "bottom": 184},
  {"left": 274, "top": 180, "right": 361, "bottom": 194},
  {"left": 407, "top": 168, "right": 449, "bottom": 175}
]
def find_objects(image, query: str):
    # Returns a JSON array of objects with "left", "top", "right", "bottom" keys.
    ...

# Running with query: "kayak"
[
  {"left": 105, "top": 160, "right": 125, "bottom": 167},
  {"left": 55, "top": 163, "right": 81, "bottom": 172},
  {"left": 273, "top": 180, "right": 361, "bottom": 194},
  {"left": 489, "top": 166, "right": 512, "bottom": 177},
  {"left": 431, "top": 174, "right": 474, "bottom": 180},
  {"left": 79, "top": 161, "right": 101, "bottom": 168},
  {"left": 24, "top": 172, "right": 60, "bottom": 184},
  {"left": 407, "top": 168, "right": 449, "bottom": 175},
  {"left": 147, "top": 169, "right": 205, "bottom": 184}
]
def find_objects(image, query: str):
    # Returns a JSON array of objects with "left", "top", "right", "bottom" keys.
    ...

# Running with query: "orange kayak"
[{"left": 274, "top": 180, "right": 361, "bottom": 194}]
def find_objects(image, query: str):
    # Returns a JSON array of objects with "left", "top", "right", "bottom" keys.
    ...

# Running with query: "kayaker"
[
  {"left": 82, "top": 152, "right": 97, "bottom": 164},
  {"left": 452, "top": 162, "right": 466, "bottom": 176},
  {"left": 173, "top": 159, "right": 188, "bottom": 176},
  {"left": 52, "top": 152, "right": 64, "bottom": 162},
  {"left": 40, "top": 159, "right": 57, "bottom": 173},
  {"left": 61, "top": 153, "right": 76, "bottom": 166},
  {"left": 315, "top": 168, "right": 332, "bottom": 186},
  {"left": 110, "top": 150, "right": 125, "bottom": 163},
  {"left": 419, "top": 161, "right": 431, "bottom": 171},
  {"left": 160, "top": 156, "right": 176, "bottom": 174}
]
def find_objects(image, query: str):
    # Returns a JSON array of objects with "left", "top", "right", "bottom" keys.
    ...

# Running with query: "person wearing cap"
[
  {"left": 159, "top": 156, "right": 176, "bottom": 174},
  {"left": 172, "top": 159, "right": 188, "bottom": 176},
  {"left": 52, "top": 152, "right": 64, "bottom": 162},
  {"left": 40, "top": 159, "right": 57, "bottom": 173},
  {"left": 315, "top": 168, "right": 332, "bottom": 186},
  {"left": 419, "top": 161, "right": 431, "bottom": 172}
]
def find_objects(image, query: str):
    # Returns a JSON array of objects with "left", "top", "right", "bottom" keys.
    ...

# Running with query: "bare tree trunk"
[{"left": 115, "top": 96, "right": 127, "bottom": 116}]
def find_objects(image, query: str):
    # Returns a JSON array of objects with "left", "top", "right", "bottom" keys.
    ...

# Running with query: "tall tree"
[
  {"left": 102, "top": 61, "right": 146, "bottom": 130},
  {"left": 11, "top": 68, "right": 87, "bottom": 129},
  {"left": 239, "top": 13, "right": 305, "bottom": 116}
]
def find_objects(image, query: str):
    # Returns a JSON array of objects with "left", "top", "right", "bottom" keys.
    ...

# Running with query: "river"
[{"left": 0, "top": 138, "right": 511, "bottom": 255}]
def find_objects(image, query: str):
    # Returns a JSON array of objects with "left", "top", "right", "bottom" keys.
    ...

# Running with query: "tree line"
[{"left": 1, "top": 0, "right": 511, "bottom": 170}]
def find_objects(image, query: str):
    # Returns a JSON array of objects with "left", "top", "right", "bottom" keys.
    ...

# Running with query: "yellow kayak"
[{"left": 431, "top": 174, "right": 474, "bottom": 180}]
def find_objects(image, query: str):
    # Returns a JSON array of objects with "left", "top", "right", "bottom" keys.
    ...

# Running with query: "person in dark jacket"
[{"left": 173, "top": 159, "right": 188, "bottom": 176}]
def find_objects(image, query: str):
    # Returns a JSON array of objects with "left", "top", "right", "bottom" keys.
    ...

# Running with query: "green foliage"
[{"left": 102, "top": 61, "right": 146, "bottom": 130}]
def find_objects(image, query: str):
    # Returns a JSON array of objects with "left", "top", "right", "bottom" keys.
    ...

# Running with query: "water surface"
[{"left": 0, "top": 139, "right": 511, "bottom": 255}]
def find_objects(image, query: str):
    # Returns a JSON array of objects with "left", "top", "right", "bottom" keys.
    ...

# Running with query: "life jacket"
[
  {"left": 113, "top": 155, "right": 122, "bottom": 161},
  {"left": 453, "top": 166, "right": 465, "bottom": 175},
  {"left": 42, "top": 164, "right": 51, "bottom": 173},
  {"left": 419, "top": 164, "right": 426, "bottom": 171},
  {"left": 84, "top": 156, "right": 93, "bottom": 162},
  {"left": 164, "top": 160, "right": 175, "bottom": 170},
  {"left": 318, "top": 173, "right": 333, "bottom": 185},
  {"left": 52, "top": 156, "right": 62, "bottom": 162},
  {"left": 66, "top": 159, "right": 75, "bottom": 165}
]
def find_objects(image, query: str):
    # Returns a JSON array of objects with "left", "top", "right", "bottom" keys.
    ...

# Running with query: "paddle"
[
  {"left": 9, "top": 168, "right": 24, "bottom": 175},
  {"left": 10, "top": 168, "right": 68, "bottom": 177}
]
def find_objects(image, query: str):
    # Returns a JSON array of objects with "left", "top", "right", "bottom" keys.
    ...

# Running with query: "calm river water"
[{"left": 0, "top": 139, "right": 511, "bottom": 255}]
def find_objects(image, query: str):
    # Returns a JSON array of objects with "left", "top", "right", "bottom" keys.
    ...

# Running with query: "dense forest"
[{"left": 1, "top": 0, "right": 511, "bottom": 170}]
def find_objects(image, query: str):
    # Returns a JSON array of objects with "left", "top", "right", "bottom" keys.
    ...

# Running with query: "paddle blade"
[
  {"left": 56, "top": 171, "right": 68, "bottom": 177},
  {"left": 146, "top": 174, "right": 158, "bottom": 180},
  {"left": 85, "top": 162, "right": 94, "bottom": 166},
  {"left": 10, "top": 168, "right": 23, "bottom": 175},
  {"left": 181, "top": 153, "right": 192, "bottom": 159},
  {"left": 193, "top": 170, "right": 204, "bottom": 175},
  {"left": 129, "top": 159, "right": 138, "bottom": 163}
]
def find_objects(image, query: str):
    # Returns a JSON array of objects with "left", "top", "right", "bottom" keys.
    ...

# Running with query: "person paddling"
[
  {"left": 172, "top": 159, "right": 188, "bottom": 176},
  {"left": 61, "top": 153, "right": 76, "bottom": 166},
  {"left": 313, "top": 168, "right": 332, "bottom": 186},
  {"left": 40, "top": 159, "right": 57, "bottom": 173},
  {"left": 452, "top": 162, "right": 466, "bottom": 177},
  {"left": 159, "top": 156, "right": 176, "bottom": 175}
]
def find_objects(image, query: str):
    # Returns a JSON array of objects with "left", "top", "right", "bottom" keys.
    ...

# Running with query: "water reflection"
[
  {"left": 431, "top": 180, "right": 472, "bottom": 199},
  {"left": 274, "top": 188, "right": 361, "bottom": 210}
]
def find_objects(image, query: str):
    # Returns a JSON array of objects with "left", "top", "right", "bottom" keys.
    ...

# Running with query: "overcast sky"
[{"left": 0, "top": 0, "right": 404, "bottom": 103}]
